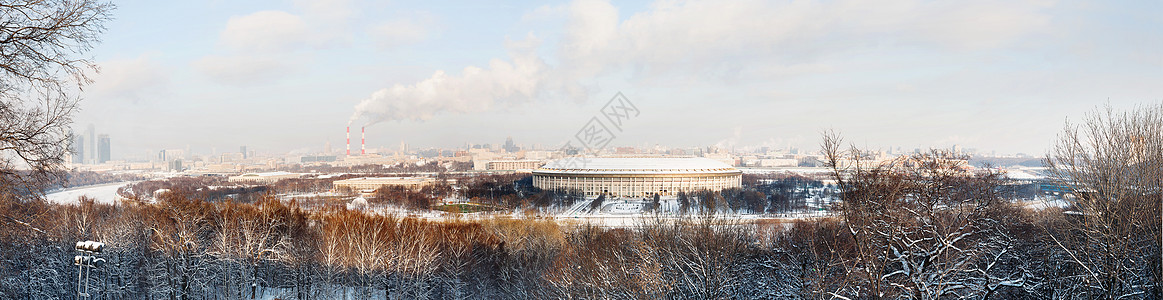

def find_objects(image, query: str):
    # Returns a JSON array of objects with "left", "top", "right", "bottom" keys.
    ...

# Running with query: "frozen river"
[{"left": 44, "top": 181, "right": 135, "bottom": 205}]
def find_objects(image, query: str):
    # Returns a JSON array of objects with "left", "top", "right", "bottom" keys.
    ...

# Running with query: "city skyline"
[
  {"left": 73, "top": 0, "right": 1162, "bottom": 160},
  {"left": 71, "top": 126, "right": 113, "bottom": 164}
]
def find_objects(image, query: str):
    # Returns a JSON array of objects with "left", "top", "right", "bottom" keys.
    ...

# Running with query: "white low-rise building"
[
  {"left": 332, "top": 177, "right": 436, "bottom": 192},
  {"left": 228, "top": 171, "right": 303, "bottom": 183}
]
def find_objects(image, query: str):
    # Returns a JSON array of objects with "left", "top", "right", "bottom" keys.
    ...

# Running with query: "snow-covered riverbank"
[{"left": 44, "top": 181, "right": 135, "bottom": 205}]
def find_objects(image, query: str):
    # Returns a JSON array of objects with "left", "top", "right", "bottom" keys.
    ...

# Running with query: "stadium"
[{"left": 532, "top": 157, "right": 742, "bottom": 198}]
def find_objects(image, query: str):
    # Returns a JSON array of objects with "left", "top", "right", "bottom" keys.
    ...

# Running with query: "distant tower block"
[
  {"left": 361, "top": 126, "right": 366, "bottom": 155},
  {"left": 346, "top": 126, "right": 350, "bottom": 156}
]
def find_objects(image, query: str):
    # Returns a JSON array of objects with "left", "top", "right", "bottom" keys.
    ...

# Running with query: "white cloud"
[
  {"left": 88, "top": 54, "right": 169, "bottom": 103},
  {"left": 199, "top": 9, "right": 342, "bottom": 86},
  {"left": 368, "top": 14, "right": 436, "bottom": 49},
  {"left": 912, "top": 1, "right": 1054, "bottom": 49},
  {"left": 560, "top": 0, "right": 1055, "bottom": 78},
  {"left": 293, "top": 0, "right": 354, "bottom": 21},
  {"left": 219, "top": 10, "right": 329, "bottom": 53},
  {"left": 191, "top": 55, "right": 296, "bottom": 86},
  {"left": 522, "top": 4, "right": 567, "bottom": 22},
  {"left": 350, "top": 0, "right": 1058, "bottom": 124}
]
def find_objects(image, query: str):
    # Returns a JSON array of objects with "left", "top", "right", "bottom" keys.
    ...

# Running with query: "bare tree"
[
  {"left": 823, "top": 131, "right": 1027, "bottom": 299},
  {"left": 1044, "top": 104, "right": 1163, "bottom": 298},
  {"left": 0, "top": 0, "right": 113, "bottom": 198},
  {"left": 145, "top": 192, "right": 216, "bottom": 300},
  {"left": 822, "top": 130, "right": 892, "bottom": 298},
  {"left": 589, "top": 194, "right": 605, "bottom": 213}
]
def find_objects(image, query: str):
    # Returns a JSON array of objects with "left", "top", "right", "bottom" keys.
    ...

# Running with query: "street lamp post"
[{"left": 74, "top": 241, "right": 106, "bottom": 299}]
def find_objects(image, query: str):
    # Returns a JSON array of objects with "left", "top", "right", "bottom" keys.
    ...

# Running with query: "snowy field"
[
  {"left": 546, "top": 197, "right": 837, "bottom": 227},
  {"left": 1018, "top": 196, "right": 1072, "bottom": 210},
  {"left": 44, "top": 181, "right": 135, "bottom": 205}
]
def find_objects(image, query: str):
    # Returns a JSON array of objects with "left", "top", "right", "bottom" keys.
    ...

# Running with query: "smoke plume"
[{"left": 349, "top": 35, "right": 583, "bottom": 126}]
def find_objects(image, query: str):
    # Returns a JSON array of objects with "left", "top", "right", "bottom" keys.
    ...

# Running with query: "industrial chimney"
[
  {"left": 345, "top": 126, "right": 350, "bottom": 156},
  {"left": 361, "top": 126, "right": 366, "bottom": 155}
]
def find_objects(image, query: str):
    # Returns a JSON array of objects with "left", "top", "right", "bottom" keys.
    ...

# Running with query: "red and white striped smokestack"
[
  {"left": 361, "top": 126, "right": 366, "bottom": 155},
  {"left": 345, "top": 126, "right": 350, "bottom": 156}
]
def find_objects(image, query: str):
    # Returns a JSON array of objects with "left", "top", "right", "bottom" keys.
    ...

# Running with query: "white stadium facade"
[{"left": 532, "top": 157, "right": 743, "bottom": 198}]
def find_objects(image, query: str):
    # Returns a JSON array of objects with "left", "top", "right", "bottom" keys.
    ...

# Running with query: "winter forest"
[
  {"left": 3, "top": 110, "right": 1161, "bottom": 299},
  {"left": 1, "top": 1, "right": 1161, "bottom": 299}
]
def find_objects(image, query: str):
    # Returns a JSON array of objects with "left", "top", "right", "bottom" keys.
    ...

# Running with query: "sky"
[{"left": 74, "top": 0, "right": 1162, "bottom": 160}]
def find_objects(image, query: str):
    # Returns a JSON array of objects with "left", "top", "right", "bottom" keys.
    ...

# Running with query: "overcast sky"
[{"left": 75, "top": 0, "right": 1162, "bottom": 159}]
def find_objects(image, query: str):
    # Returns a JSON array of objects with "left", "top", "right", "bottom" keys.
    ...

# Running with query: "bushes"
[
  {"left": 0, "top": 183, "right": 1156, "bottom": 299},
  {"left": 371, "top": 186, "right": 435, "bottom": 210},
  {"left": 0, "top": 193, "right": 818, "bottom": 299}
]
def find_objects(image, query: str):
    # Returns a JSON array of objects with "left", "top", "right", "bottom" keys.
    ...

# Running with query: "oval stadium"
[{"left": 532, "top": 157, "right": 742, "bottom": 198}]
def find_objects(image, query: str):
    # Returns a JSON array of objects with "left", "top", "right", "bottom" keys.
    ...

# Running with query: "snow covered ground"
[
  {"left": 550, "top": 197, "right": 838, "bottom": 227},
  {"left": 44, "top": 181, "right": 135, "bottom": 205},
  {"left": 280, "top": 191, "right": 345, "bottom": 201},
  {"left": 1018, "top": 196, "right": 1072, "bottom": 210}
]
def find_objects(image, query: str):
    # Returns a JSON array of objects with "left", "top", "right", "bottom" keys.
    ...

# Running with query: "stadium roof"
[
  {"left": 535, "top": 157, "right": 740, "bottom": 175},
  {"left": 237, "top": 171, "right": 299, "bottom": 177}
]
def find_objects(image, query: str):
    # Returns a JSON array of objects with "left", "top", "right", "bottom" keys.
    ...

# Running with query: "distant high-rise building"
[
  {"left": 72, "top": 134, "right": 85, "bottom": 164},
  {"left": 86, "top": 124, "right": 96, "bottom": 164},
  {"left": 503, "top": 136, "right": 520, "bottom": 153},
  {"left": 324, "top": 141, "right": 332, "bottom": 154},
  {"left": 168, "top": 159, "right": 183, "bottom": 172},
  {"left": 240, "top": 146, "right": 247, "bottom": 159},
  {"left": 160, "top": 149, "right": 185, "bottom": 163},
  {"left": 97, "top": 134, "right": 110, "bottom": 163}
]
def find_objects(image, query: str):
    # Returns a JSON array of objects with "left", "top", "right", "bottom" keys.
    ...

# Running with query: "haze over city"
[{"left": 74, "top": 0, "right": 1162, "bottom": 160}]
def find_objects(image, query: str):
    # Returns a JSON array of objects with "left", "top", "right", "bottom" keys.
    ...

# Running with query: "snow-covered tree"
[
  {"left": 1045, "top": 104, "right": 1163, "bottom": 298},
  {"left": 0, "top": 0, "right": 113, "bottom": 198},
  {"left": 823, "top": 132, "right": 1029, "bottom": 298}
]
